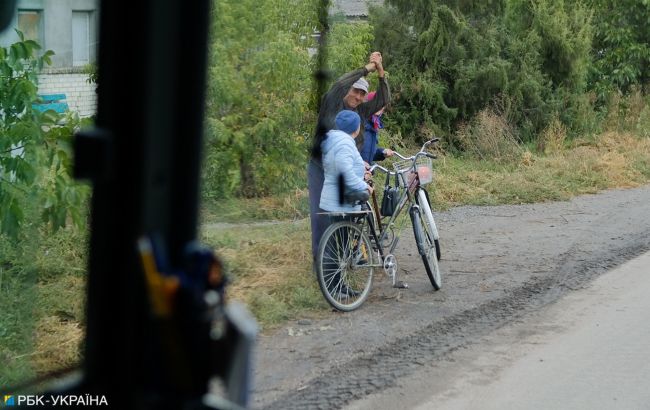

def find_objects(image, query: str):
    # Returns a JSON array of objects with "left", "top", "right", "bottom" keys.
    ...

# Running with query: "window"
[
  {"left": 72, "top": 11, "right": 91, "bottom": 66},
  {"left": 17, "top": 10, "right": 42, "bottom": 45}
]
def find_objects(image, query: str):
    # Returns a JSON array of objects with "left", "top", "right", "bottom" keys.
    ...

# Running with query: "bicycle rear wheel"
[
  {"left": 316, "top": 221, "right": 373, "bottom": 311},
  {"left": 410, "top": 205, "right": 441, "bottom": 290}
]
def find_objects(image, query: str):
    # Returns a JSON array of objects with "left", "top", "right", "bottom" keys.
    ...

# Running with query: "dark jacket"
[
  {"left": 360, "top": 116, "right": 386, "bottom": 164},
  {"left": 311, "top": 68, "right": 390, "bottom": 159}
]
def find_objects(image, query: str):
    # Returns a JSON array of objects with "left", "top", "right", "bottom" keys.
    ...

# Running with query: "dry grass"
[
  {"left": 604, "top": 89, "right": 650, "bottom": 133},
  {"left": 455, "top": 108, "right": 522, "bottom": 163},
  {"left": 32, "top": 274, "right": 85, "bottom": 376},
  {"left": 433, "top": 131, "right": 650, "bottom": 208},
  {"left": 200, "top": 189, "right": 310, "bottom": 223},
  {"left": 32, "top": 316, "right": 83, "bottom": 375},
  {"left": 537, "top": 117, "right": 567, "bottom": 154},
  {"left": 218, "top": 225, "right": 311, "bottom": 301},
  {"left": 200, "top": 220, "right": 327, "bottom": 327}
]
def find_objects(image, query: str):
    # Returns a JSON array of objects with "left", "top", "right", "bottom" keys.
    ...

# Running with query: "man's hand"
[
  {"left": 383, "top": 148, "right": 394, "bottom": 157},
  {"left": 365, "top": 51, "right": 383, "bottom": 73},
  {"left": 370, "top": 51, "right": 384, "bottom": 77},
  {"left": 367, "top": 184, "right": 374, "bottom": 195},
  {"left": 374, "top": 60, "right": 385, "bottom": 78}
]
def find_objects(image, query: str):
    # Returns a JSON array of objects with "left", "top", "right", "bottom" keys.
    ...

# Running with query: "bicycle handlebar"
[
  {"left": 391, "top": 137, "right": 440, "bottom": 162},
  {"left": 369, "top": 163, "right": 391, "bottom": 174},
  {"left": 369, "top": 137, "right": 440, "bottom": 179}
]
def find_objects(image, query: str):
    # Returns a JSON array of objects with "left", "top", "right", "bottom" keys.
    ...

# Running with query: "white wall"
[{"left": 38, "top": 69, "right": 97, "bottom": 117}]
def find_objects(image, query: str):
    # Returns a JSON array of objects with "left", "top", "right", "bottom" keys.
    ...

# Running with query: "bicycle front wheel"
[
  {"left": 417, "top": 188, "right": 441, "bottom": 260},
  {"left": 410, "top": 205, "right": 441, "bottom": 290},
  {"left": 317, "top": 221, "right": 374, "bottom": 311}
]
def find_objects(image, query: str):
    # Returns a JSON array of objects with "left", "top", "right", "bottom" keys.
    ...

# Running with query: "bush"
[
  {"left": 0, "top": 32, "right": 89, "bottom": 237},
  {"left": 586, "top": 0, "right": 650, "bottom": 98},
  {"left": 204, "top": 0, "right": 318, "bottom": 199},
  {"left": 603, "top": 88, "right": 649, "bottom": 134},
  {"left": 371, "top": 0, "right": 594, "bottom": 144},
  {"left": 454, "top": 108, "right": 522, "bottom": 163}
]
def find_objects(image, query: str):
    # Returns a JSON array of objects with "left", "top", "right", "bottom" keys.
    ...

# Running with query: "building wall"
[
  {"left": 0, "top": 0, "right": 99, "bottom": 118},
  {"left": 0, "top": 0, "right": 98, "bottom": 68},
  {"left": 38, "top": 68, "right": 97, "bottom": 118},
  {"left": 43, "top": 0, "right": 99, "bottom": 68}
]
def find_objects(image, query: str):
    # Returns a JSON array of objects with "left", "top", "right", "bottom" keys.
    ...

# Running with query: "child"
[{"left": 360, "top": 91, "right": 394, "bottom": 165}]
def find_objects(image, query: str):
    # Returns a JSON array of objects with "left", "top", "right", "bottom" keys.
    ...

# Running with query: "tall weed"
[
  {"left": 455, "top": 108, "right": 522, "bottom": 163},
  {"left": 636, "top": 105, "right": 650, "bottom": 138},
  {"left": 537, "top": 117, "right": 567, "bottom": 154},
  {"left": 604, "top": 88, "right": 648, "bottom": 133}
]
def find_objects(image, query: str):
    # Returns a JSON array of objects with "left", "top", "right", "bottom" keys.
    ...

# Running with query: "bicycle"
[{"left": 316, "top": 138, "right": 442, "bottom": 311}]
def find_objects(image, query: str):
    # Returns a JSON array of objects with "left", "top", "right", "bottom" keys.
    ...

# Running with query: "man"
[{"left": 308, "top": 51, "right": 391, "bottom": 263}]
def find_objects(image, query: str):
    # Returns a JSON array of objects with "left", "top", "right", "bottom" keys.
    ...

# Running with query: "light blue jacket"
[{"left": 319, "top": 130, "right": 369, "bottom": 212}]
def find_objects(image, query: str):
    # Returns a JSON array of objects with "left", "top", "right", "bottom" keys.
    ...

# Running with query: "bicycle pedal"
[{"left": 393, "top": 281, "right": 408, "bottom": 289}]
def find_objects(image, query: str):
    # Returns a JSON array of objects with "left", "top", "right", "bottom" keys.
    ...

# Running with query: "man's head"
[
  {"left": 343, "top": 77, "right": 369, "bottom": 109},
  {"left": 335, "top": 110, "right": 361, "bottom": 137}
]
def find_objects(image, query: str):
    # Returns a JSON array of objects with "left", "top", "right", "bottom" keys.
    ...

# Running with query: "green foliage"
[
  {"left": 0, "top": 32, "right": 89, "bottom": 237},
  {"left": 0, "top": 35, "right": 88, "bottom": 382},
  {"left": 204, "top": 0, "right": 319, "bottom": 198},
  {"left": 371, "top": 0, "right": 595, "bottom": 142},
  {"left": 83, "top": 63, "right": 98, "bottom": 85},
  {"left": 325, "top": 22, "right": 374, "bottom": 81},
  {"left": 201, "top": 0, "right": 649, "bottom": 200},
  {"left": 586, "top": 0, "right": 650, "bottom": 99},
  {"left": 507, "top": 0, "right": 592, "bottom": 92},
  {"left": 0, "top": 252, "right": 38, "bottom": 386},
  {"left": 504, "top": 0, "right": 593, "bottom": 137}
]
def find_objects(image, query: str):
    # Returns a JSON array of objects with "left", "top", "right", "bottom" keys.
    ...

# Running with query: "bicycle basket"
[{"left": 393, "top": 156, "right": 434, "bottom": 185}]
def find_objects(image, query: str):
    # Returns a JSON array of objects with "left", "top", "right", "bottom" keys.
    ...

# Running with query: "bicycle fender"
[{"left": 409, "top": 205, "right": 426, "bottom": 257}]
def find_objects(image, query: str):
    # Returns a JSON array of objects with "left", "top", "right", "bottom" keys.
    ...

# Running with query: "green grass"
[
  {"left": 0, "top": 268, "right": 38, "bottom": 387},
  {"left": 0, "top": 227, "right": 86, "bottom": 387},
  {"left": 200, "top": 189, "right": 310, "bottom": 223}
]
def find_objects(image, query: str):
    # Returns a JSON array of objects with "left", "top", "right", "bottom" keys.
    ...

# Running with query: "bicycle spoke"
[{"left": 317, "top": 221, "right": 374, "bottom": 311}]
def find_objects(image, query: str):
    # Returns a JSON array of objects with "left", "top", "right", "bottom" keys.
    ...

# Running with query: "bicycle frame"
[
  {"left": 366, "top": 138, "right": 438, "bottom": 260},
  {"left": 372, "top": 178, "right": 415, "bottom": 254},
  {"left": 315, "top": 138, "right": 441, "bottom": 308}
]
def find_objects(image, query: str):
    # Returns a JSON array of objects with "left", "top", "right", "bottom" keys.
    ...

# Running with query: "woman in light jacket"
[{"left": 320, "top": 110, "right": 372, "bottom": 213}]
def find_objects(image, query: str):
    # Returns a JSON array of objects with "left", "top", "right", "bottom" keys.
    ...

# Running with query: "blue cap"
[{"left": 335, "top": 110, "right": 361, "bottom": 134}]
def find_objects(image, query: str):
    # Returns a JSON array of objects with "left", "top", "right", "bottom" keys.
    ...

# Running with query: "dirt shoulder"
[{"left": 252, "top": 185, "right": 650, "bottom": 409}]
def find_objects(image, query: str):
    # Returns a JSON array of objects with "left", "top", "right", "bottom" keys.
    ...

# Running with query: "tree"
[
  {"left": 370, "top": 0, "right": 593, "bottom": 141},
  {"left": 204, "top": 0, "right": 319, "bottom": 198},
  {"left": 0, "top": 32, "right": 88, "bottom": 237},
  {"left": 586, "top": 0, "right": 650, "bottom": 98}
]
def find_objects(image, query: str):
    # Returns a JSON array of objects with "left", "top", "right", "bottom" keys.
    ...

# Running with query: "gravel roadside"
[{"left": 252, "top": 185, "right": 650, "bottom": 409}]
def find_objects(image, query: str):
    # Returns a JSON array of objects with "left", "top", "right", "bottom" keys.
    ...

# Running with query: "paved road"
[{"left": 347, "top": 251, "right": 650, "bottom": 410}]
